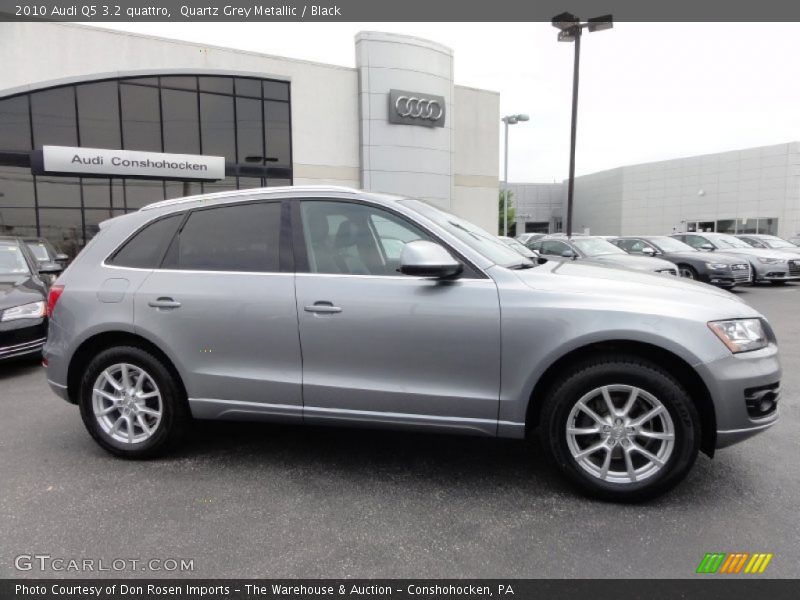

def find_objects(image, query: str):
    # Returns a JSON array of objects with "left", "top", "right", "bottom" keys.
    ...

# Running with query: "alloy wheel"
[
  {"left": 91, "top": 363, "right": 163, "bottom": 444},
  {"left": 565, "top": 384, "right": 675, "bottom": 484}
]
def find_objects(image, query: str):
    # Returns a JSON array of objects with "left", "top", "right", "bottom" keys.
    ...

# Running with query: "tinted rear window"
[
  {"left": 109, "top": 215, "right": 182, "bottom": 268},
  {"left": 166, "top": 202, "right": 281, "bottom": 272}
]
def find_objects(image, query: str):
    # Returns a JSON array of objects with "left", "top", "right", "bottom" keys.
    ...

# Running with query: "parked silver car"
[
  {"left": 672, "top": 232, "right": 800, "bottom": 284},
  {"left": 44, "top": 187, "right": 781, "bottom": 501}
]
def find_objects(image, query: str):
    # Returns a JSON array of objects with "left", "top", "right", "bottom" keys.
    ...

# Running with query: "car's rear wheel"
[
  {"left": 79, "top": 346, "right": 188, "bottom": 458},
  {"left": 540, "top": 355, "right": 700, "bottom": 502}
]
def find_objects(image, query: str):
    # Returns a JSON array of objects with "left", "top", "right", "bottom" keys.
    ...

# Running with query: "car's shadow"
[
  {"left": 0, "top": 356, "right": 42, "bottom": 381},
  {"left": 170, "top": 418, "right": 747, "bottom": 507}
]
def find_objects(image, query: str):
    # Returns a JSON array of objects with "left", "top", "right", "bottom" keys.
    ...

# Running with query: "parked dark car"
[
  {"left": 613, "top": 236, "right": 751, "bottom": 288},
  {"left": 0, "top": 236, "right": 61, "bottom": 361},
  {"left": 530, "top": 235, "right": 679, "bottom": 276}
]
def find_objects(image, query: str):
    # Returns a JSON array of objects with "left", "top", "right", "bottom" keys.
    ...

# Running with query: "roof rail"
[{"left": 140, "top": 185, "right": 360, "bottom": 211}]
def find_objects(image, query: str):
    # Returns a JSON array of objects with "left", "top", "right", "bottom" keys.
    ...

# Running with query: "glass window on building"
[
  {"left": 0, "top": 207, "right": 36, "bottom": 237},
  {"left": 757, "top": 218, "right": 778, "bottom": 235},
  {"left": 716, "top": 219, "right": 736, "bottom": 234},
  {"left": 0, "top": 166, "right": 35, "bottom": 208},
  {"left": 264, "top": 100, "right": 291, "bottom": 167},
  {"left": 236, "top": 97, "right": 263, "bottom": 164},
  {"left": 36, "top": 176, "right": 81, "bottom": 208},
  {"left": 120, "top": 83, "right": 161, "bottom": 152},
  {"left": 0, "top": 96, "right": 32, "bottom": 151},
  {"left": 736, "top": 218, "right": 758, "bottom": 234},
  {"left": 200, "top": 93, "right": 236, "bottom": 162},
  {"left": 124, "top": 179, "right": 166, "bottom": 210},
  {"left": 162, "top": 88, "right": 200, "bottom": 154},
  {"left": 76, "top": 82, "right": 121, "bottom": 149},
  {"left": 31, "top": 87, "right": 77, "bottom": 147},
  {"left": 38, "top": 208, "right": 83, "bottom": 258},
  {"left": 81, "top": 178, "right": 112, "bottom": 208}
]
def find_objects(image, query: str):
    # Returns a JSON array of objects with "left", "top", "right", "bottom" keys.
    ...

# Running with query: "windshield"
[
  {"left": 0, "top": 242, "right": 31, "bottom": 276},
  {"left": 649, "top": 237, "right": 695, "bottom": 253},
  {"left": 571, "top": 237, "right": 626, "bottom": 257},
  {"left": 26, "top": 242, "right": 50, "bottom": 261},
  {"left": 759, "top": 236, "right": 796, "bottom": 249},
  {"left": 711, "top": 234, "right": 752, "bottom": 249},
  {"left": 501, "top": 237, "right": 536, "bottom": 258},
  {"left": 401, "top": 199, "right": 532, "bottom": 267}
]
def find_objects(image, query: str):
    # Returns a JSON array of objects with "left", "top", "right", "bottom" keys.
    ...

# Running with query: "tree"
[{"left": 498, "top": 189, "right": 516, "bottom": 236}]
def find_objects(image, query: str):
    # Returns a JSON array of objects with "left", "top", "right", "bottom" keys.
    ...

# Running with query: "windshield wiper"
[{"left": 508, "top": 262, "right": 535, "bottom": 270}]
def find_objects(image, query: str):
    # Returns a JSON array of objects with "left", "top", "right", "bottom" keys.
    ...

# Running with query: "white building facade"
[
  {"left": 0, "top": 23, "right": 499, "bottom": 250},
  {"left": 511, "top": 142, "right": 800, "bottom": 238}
]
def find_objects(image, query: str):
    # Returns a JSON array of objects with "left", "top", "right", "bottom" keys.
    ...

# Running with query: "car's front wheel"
[
  {"left": 79, "top": 346, "right": 188, "bottom": 458},
  {"left": 540, "top": 355, "right": 700, "bottom": 502}
]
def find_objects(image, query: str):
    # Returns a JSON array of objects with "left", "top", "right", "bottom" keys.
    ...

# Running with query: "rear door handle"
[
  {"left": 304, "top": 301, "right": 342, "bottom": 314},
  {"left": 148, "top": 297, "right": 182, "bottom": 309}
]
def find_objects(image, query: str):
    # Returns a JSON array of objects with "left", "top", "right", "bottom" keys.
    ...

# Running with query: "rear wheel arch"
[
  {"left": 525, "top": 341, "right": 717, "bottom": 456},
  {"left": 67, "top": 331, "right": 188, "bottom": 409}
]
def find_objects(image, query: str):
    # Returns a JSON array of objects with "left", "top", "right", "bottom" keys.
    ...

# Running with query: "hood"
[
  {"left": 583, "top": 253, "right": 676, "bottom": 272},
  {"left": 665, "top": 251, "right": 743, "bottom": 265},
  {"left": 707, "top": 247, "right": 790, "bottom": 261},
  {"left": 512, "top": 260, "right": 757, "bottom": 321},
  {"left": 0, "top": 275, "right": 46, "bottom": 310}
]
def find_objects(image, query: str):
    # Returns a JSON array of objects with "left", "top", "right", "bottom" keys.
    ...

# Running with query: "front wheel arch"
[{"left": 525, "top": 341, "right": 716, "bottom": 456}]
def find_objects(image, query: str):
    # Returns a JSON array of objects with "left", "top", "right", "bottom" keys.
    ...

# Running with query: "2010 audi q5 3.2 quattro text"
[{"left": 43, "top": 186, "right": 781, "bottom": 501}]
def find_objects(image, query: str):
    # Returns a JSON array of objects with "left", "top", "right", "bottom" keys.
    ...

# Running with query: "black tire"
[
  {"left": 78, "top": 345, "right": 188, "bottom": 459},
  {"left": 540, "top": 354, "right": 700, "bottom": 502},
  {"left": 677, "top": 264, "right": 697, "bottom": 280},
  {"left": 770, "top": 280, "right": 787, "bottom": 286}
]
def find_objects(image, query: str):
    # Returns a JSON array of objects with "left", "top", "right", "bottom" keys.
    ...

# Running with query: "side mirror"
[
  {"left": 700, "top": 243, "right": 715, "bottom": 251},
  {"left": 642, "top": 247, "right": 657, "bottom": 256},
  {"left": 38, "top": 262, "right": 63, "bottom": 275},
  {"left": 561, "top": 249, "right": 577, "bottom": 259},
  {"left": 55, "top": 253, "right": 69, "bottom": 262},
  {"left": 399, "top": 240, "right": 463, "bottom": 279}
]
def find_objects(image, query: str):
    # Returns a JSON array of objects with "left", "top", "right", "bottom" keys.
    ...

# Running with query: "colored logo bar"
[{"left": 696, "top": 552, "right": 773, "bottom": 574}]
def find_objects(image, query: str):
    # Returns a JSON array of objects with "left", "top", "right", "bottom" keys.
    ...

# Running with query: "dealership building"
[
  {"left": 0, "top": 23, "right": 499, "bottom": 254},
  {"left": 511, "top": 142, "right": 800, "bottom": 239}
]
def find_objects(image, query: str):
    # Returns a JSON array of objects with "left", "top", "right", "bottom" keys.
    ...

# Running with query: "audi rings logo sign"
[{"left": 388, "top": 89, "right": 446, "bottom": 128}]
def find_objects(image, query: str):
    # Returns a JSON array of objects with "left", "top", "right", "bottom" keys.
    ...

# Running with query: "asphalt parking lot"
[{"left": 1, "top": 284, "right": 798, "bottom": 579}]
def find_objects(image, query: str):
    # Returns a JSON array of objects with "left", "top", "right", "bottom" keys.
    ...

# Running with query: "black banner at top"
[{"left": 1, "top": 0, "right": 800, "bottom": 22}]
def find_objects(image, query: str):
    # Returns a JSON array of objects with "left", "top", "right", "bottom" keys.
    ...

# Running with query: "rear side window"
[
  {"left": 109, "top": 215, "right": 182, "bottom": 268},
  {"left": 166, "top": 202, "right": 281, "bottom": 272}
]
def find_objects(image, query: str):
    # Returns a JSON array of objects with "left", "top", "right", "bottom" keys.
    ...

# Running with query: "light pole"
[
  {"left": 551, "top": 12, "right": 613, "bottom": 237},
  {"left": 501, "top": 113, "right": 529, "bottom": 236}
]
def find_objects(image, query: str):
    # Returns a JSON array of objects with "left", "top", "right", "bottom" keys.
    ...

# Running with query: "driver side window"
[{"left": 299, "top": 201, "right": 431, "bottom": 276}]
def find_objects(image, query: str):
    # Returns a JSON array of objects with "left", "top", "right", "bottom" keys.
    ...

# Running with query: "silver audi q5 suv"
[{"left": 44, "top": 187, "right": 781, "bottom": 501}]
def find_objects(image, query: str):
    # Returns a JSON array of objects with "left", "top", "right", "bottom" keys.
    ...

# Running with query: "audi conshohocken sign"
[{"left": 388, "top": 89, "right": 446, "bottom": 128}]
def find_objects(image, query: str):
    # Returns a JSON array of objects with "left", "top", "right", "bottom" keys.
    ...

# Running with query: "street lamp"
[
  {"left": 552, "top": 12, "right": 613, "bottom": 237},
  {"left": 501, "top": 113, "right": 530, "bottom": 236}
]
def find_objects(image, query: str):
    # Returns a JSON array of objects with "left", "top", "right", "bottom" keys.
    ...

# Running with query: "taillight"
[{"left": 47, "top": 284, "right": 64, "bottom": 317}]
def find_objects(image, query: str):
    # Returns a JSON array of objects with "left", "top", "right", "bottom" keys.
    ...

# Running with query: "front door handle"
[
  {"left": 304, "top": 301, "right": 342, "bottom": 314},
  {"left": 148, "top": 297, "right": 182, "bottom": 309}
]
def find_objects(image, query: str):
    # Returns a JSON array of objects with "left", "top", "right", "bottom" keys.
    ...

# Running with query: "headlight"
[
  {"left": 0, "top": 301, "right": 46, "bottom": 322},
  {"left": 708, "top": 319, "right": 768, "bottom": 353},
  {"left": 757, "top": 257, "right": 787, "bottom": 265},
  {"left": 705, "top": 262, "right": 729, "bottom": 270}
]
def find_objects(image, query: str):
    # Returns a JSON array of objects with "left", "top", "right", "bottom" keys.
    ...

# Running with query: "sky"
[{"left": 84, "top": 22, "right": 800, "bottom": 184}]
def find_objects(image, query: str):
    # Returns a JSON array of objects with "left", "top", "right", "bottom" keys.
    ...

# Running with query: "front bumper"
[
  {"left": 695, "top": 343, "right": 781, "bottom": 449},
  {"left": 753, "top": 260, "right": 800, "bottom": 282},
  {"left": 0, "top": 318, "right": 47, "bottom": 361}
]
